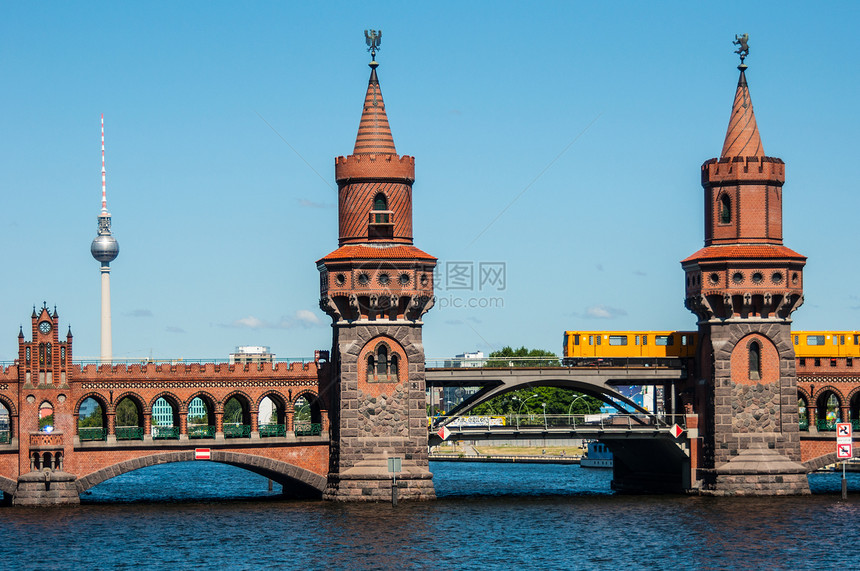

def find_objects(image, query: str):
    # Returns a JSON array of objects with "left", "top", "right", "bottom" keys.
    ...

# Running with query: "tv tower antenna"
[{"left": 91, "top": 114, "right": 120, "bottom": 363}]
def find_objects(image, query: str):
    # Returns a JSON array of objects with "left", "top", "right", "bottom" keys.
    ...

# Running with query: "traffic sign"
[
  {"left": 670, "top": 424, "right": 684, "bottom": 438},
  {"left": 437, "top": 426, "right": 451, "bottom": 440},
  {"left": 195, "top": 448, "right": 211, "bottom": 460},
  {"left": 837, "top": 443, "right": 853, "bottom": 459},
  {"left": 837, "top": 423, "right": 852, "bottom": 438}
]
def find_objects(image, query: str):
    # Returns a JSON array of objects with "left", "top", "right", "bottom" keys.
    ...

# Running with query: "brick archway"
[
  {"left": 75, "top": 450, "right": 326, "bottom": 496},
  {"left": 803, "top": 449, "right": 859, "bottom": 473},
  {"left": 0, "top": 474, "right": 17, "bottom": 496}
]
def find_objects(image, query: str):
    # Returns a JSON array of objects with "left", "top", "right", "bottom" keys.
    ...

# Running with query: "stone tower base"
[
  {"left": 324, "top": 456, "right": 435, "bottom": 501},
  {"left": 701, "top": 443, "right": 810, "bottom": 496},
  {"left": 13, "top": 471, "right": 80, "bottom": 506}
]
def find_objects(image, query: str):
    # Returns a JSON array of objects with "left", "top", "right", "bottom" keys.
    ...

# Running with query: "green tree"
[
  {"left": 39, "top": 414, "right": 55, "bottom": 430},
  {"left": 485, "top": 346, "right": 560, "bottom": 367},
  {"left": 115, "top": 398, "right": 139, "bottom": 427},
  {"left": 224, "top": 398, "right": 243, "bottom": 424},
  {"left": 78, "top": 407, "right": 104, "bottom": 428}
]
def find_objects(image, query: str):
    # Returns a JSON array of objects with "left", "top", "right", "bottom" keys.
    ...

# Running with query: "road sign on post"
[{"left": 836, "top": 423, "right": 853, "bottom": 459}]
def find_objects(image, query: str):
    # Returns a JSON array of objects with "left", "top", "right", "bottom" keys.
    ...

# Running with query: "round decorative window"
[
  {"left": 335, "top": 273, "right": 346, "bottom": 286},
  {"left": 709, "top": 273, "right": 719, "bottom": 285},
  {"left": 771, "top": 272, "right": 783, "bottom": 284},
  {"left": 399, "top": 273, "right": 411, "bottom": 285},
  {"left": 357, "top": 273, "right": 369, "bottom": 285},
  {"left": 752, "top": 272, "right": 763, "bottom": 284},
  {"left": 732, "top": 272, "right": 744, "bottom": 284},
  {"left": 378, "top": 273, "right": 391, "bottom": 286}
]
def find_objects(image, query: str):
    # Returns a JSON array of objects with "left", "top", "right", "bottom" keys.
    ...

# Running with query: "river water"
[{"left": 1, "top": 462, "right": 858, "bottom": 570}]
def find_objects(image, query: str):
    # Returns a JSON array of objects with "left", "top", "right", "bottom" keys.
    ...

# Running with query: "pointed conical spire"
[
  {"left": 352, "top": 61, "right": 397, "bottom": 155},
  {"left": 720, "top": 65, "right": 764, "bottom": 158}
]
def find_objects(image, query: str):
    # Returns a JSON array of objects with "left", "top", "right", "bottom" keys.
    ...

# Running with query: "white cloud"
[
  {"left": 234, "top": 316, "right": 267, "bottom": 329},
  {"left": 295, "top": 309, "right": 321, "bottom": 326},
  {"left": 583, "top": 305, "right": 627, "bottom": 319},
  {"left": 227, "top": 310, "right": 323, "bottom": 330}
]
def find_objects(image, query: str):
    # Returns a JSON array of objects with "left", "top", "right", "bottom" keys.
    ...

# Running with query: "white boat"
[{"left": 580, "top": 441, "right": 613, "bottom": 468}]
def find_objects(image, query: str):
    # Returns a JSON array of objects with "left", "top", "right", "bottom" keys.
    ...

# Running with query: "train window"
[
  {"left": 642, "top": 335, "right": 647, "bottom": 345},
  {"left": 608, "top": 336, "right": 627, "bottom": 346},
  {"left": 840, "top": 335, "right": 845, "bottom": 345},
  {"left": 681, "top": 335, "right": 689, "bottom": 345},
  {"left": 655, "top": 335, "right": 673, "bottom": 346},
  {"left": 794, "top": 335, "right": 798, "bottom": 345},
  {"left": 574, "top": 335, "right": 580, "bottom": 346},
  {"left": 589, "top": 335, "right": 593, "bottom": 345},
  {"left": 635, "top": 335, "right": 640, "bottom": 345},
  {"left": 832, "top": 336, "right": 838, "bottom": 346},
  {"left": 596, "top": 336, "right": 602, "bottom": 345},
  {"left": 806, "top": 335, "right": 826, "bottom": 346},
  {"left": 855, "top": 335, "right": 859, "bottom": 345}
]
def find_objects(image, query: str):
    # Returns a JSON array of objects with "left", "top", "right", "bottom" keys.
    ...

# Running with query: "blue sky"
[{"left": 1, "top": 2, "right": 858, "bottom": 362}]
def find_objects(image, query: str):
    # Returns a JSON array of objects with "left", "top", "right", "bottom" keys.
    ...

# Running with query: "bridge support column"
[
  {"left": 12, "top": 471, "right": 79, "bottom": 506},
  {"left": 323, "top": 324, "right": 435, "bottom": 502}
]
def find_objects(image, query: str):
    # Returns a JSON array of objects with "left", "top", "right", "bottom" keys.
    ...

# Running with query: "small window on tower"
[
  {"left": 749, "top": 341, "right": 761, "bottom": 381},
  {"left": 720, "top": 194, "right": 731, "bottom": 224},
  {"left": 368, "top": 193, "right": 393, "bottom": 238}
]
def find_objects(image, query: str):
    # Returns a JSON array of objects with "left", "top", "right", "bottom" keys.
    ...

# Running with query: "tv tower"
[{"left": 90, "top": 114, "right": 119, "bottom": 363}]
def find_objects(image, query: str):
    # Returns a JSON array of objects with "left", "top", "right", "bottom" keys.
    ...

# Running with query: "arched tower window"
[
  {"left": 749, "top": 341, "right": 761, "bottom": 381},
  {"left": 46, "top": 343, "right": 52, "bottom": 366},
  {"left": 372, "top": 193, "right": 390, "bottom": 224},
  {"left": 376, "top": 345, "right": 388, "bottom": 377},
  {"left": 369, "top": 193, "right": 393, "bottom": 238},
  {"left": 390, "top": 355, "right": 399, "bottom": 381},
  {"left": 367, "top": 343, "right": 400, "bottom": 382},
  {"left": 720, "top": 193, "right": 732, "bottom": 224}
]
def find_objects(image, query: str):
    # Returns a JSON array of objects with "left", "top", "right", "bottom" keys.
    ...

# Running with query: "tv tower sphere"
[{"left": 91, "top": 225, "right": 119, "bottom": 263}]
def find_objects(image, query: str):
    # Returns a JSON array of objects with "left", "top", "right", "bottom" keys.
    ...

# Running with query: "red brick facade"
[{"left": 0, "top": 306, "right": 330, "bottom": 504}]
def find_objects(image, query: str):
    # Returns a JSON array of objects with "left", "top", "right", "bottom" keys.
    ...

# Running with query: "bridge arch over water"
[{"left": 75, "top": 450, "right": 326, "bottom": 498}]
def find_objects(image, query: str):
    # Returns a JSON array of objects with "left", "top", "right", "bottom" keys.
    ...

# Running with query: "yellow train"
[
  {"left": 562, "top": 330, "right": 860, "bottom": 364},
  {"left": 562, "top": 331, "right": 698, "bottom": 365}
]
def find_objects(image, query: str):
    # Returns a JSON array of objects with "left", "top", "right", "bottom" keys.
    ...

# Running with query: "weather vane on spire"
[
  {"left": 733, "top": 34, "right": 749, "bottom": 65},
  {"left": 365, "top": 29, "right": 382, "bottom": 61}
]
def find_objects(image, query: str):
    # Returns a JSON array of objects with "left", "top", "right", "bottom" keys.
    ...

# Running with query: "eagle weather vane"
[
  {"left": 365, "top": 29, "right": 382, "bottom": 60},
  {"left": 733, "top": 33, "right": 749, "bottom": 64}
]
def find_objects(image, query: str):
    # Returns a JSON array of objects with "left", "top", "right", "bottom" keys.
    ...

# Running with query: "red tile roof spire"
[
  {"left": 720, "top": 64, "right": 764, "bottom": 158},
  {"left": 352, "top": 60, "right": 397, "bottom": 155}
]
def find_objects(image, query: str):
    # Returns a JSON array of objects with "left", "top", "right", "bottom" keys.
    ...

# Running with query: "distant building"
[
  {"left": 229, "top": 346, "right": 275, "bottom": 365},
  {"left": 443, "top": 351, "right": 485, "bottom": 368}
]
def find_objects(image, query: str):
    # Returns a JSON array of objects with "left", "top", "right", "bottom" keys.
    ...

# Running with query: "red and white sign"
[
  {"left": 195, "top": 448, "right": 211, "bottom": 460},
  {"left": 836, "top": 424, "right": 853, "bottom": 459},
  {"left": 670, "top": 424, "right": 684, "bottom": 439},
  {"left": 437, "top": 426, "right": 451, "bottom": 441}
]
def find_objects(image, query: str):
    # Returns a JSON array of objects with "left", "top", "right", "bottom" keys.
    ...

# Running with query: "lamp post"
[
  {"left": 517, "top": 394, "right": 538, "bottom": 429},
  {"left": 568, "top": 395, "right": 594, "bottom": 425},
  {"left": 542, "top": 402, "right": 547, "bottom": 429}
]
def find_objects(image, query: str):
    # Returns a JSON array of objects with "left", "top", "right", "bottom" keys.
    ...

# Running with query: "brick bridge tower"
[
  {"left": 681, "top": 45, "right": 809, "bottom": 494},
  {"left": 13, "top": 304, "right": 79, "bottom": 504},
  {"left": 317, "top": 38, "right": 437, "bottom": 500}
]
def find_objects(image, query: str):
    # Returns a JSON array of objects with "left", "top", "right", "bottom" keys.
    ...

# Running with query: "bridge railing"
[
  {"left": 425, "top": 356, "right": 686, "bottom": 369},
  {"left": 432, "top": 413, "right": 687, "bottom": 432}
]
